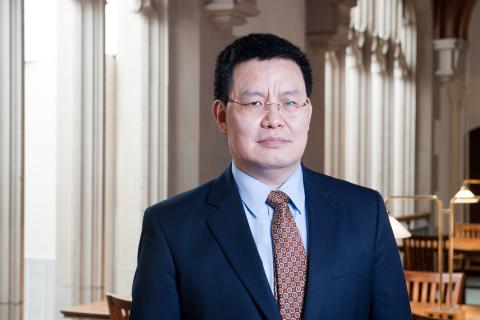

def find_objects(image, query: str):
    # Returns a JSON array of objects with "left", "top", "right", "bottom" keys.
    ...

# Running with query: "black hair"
[{"left": 214, "top": 33, "right": 313, "bottom": 103}]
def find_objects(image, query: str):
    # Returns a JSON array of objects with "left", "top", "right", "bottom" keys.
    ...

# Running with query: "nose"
[{"left": 260, "top": 104, "right": 285, "bottom": 129}]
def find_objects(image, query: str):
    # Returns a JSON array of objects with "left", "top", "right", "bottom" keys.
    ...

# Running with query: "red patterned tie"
[{"left": 267, "top": 190, "right": 307, "bottom": 320}]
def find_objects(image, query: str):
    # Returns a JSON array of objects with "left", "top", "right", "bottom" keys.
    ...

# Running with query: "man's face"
[{"left": 213, "top": 58, "right": 312, "bottom": 178}]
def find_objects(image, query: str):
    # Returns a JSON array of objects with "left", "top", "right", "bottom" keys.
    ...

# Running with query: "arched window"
[{"left": 324, "top": 0, "right": 416, "bottom": 206}]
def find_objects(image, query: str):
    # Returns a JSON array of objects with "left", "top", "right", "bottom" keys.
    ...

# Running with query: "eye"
[
  {"left": 247, "top": 101, "right": 263, "bottom": 107},
  {"left": 282, "top": 100, "right": 297, "bottom": 108}
]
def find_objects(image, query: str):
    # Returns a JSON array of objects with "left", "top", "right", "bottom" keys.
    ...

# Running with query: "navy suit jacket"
[{"left": 131, "top": 166, "right": 411, "bottom": 319}]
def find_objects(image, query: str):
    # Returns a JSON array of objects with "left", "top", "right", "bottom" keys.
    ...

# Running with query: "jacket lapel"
[
  {"left": 205, "top": 168, "right": 281, "bottom": 320},
  {"left": 302, "top": 167, "right": 341, "bottom": 318}
]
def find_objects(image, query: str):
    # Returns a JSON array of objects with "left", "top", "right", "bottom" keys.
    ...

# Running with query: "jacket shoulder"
[
  {"left": 303, "top": 166, "right": 380, "bottom": 200},
  {"left": 145, "top": 179, "right": 215, "bottom": 221}
]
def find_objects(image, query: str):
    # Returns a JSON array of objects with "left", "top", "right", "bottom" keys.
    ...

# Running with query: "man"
[{"left": 131, "top": 33, "right": 411, "bottom": 319}]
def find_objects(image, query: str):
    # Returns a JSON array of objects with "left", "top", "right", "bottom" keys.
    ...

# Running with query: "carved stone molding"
[
  {"left": 371, "top": 35, "right": 388, "bottom": 73},
  {"left": 393, "top": 42, "right": 408, "bottom": 78},
  {"left": 129, "top": 0, "right": 162, "bottom": 15},
  {"left": 306, "top": 0, "right": 357, "bottom": 52},
  {"left": 204, "top": 0, "right": 259, "bottom": 29},
  {"left": 346, "top": 28, "right": 365, "bottom": 65},
  {"left": 434, "top": 38, "right": 467, "bottom": 82}
]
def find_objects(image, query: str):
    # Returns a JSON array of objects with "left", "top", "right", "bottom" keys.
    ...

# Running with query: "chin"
[{"left": 253, "top": 158, "right": 300, "bottom": 171}]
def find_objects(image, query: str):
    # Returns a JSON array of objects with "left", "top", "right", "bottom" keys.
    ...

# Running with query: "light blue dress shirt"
[{"left": 231, "top": 163, "right": 308, "bottom": 294}]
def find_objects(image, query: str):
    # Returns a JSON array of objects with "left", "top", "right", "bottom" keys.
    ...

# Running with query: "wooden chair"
[
  {"left": 106, "top": 293, "right": 131, "bottom": 320},
  {"left": 404, "top": 271, "right": 465, "bottom": 305},
  {"left": 455, "top": 223, "right": 480, "bottom": 271},
  {"left": 456, "top": 223, "right": 480, "bottom": 239},
  {"left": 403, "top": 235, "right": 464, "bottom": 272},
  {"left": 403, "top": 235, "right": 447, "bottom": 271}
]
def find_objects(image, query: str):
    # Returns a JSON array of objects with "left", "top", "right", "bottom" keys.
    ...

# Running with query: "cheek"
[
  {"left": 228, "top": 117, "right": 258, "bottom": 141},
  {"left": 231, "top": 128, "right": 256, "bottom": 152},
  {"left": 291, "top": 118, "right": 311, "bottom": 138}
]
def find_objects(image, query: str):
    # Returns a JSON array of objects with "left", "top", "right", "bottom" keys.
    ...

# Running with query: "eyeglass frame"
[{"left": 223, "top": 98, "right": 310, "bottom": 114}]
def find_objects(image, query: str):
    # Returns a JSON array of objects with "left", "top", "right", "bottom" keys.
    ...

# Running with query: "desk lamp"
[{"left": 384, "top": 195, "right": 445, "bottom": 313}]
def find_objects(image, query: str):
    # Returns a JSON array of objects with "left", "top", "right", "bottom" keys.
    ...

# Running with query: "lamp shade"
[
  {"left": 388, "top": 215, "right": 412, "bottom": 239},
  {"left": 453, "top": 186, "right": 480, "bottom": 204}
]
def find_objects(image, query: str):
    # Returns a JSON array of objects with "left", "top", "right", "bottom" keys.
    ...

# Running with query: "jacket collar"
[
  {"left": 301, "top": 166, "right": 341, "bottom": 318},
  {"left": 205, "top": 165, "right": 341, "bottom": 319},
  {"left": 206, "top": 167, "right": 281, "bottom": 320}
]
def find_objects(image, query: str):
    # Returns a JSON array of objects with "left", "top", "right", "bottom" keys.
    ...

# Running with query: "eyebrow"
[
  {"left": 238, "top": 89, "right": 301, "bottom": 98},
  {"left": 238, "top": 90, "right": 265, "bottom": 98},
  {"left": 281, "top": 89, "right": 300, "bottom": 96}
]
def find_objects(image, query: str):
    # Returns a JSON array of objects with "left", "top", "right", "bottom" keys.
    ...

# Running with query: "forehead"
[{"left": 230, "top": 58, "right": 305, "bottom": 94}]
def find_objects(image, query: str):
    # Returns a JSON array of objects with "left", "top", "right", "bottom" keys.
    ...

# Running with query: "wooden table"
[
  {"left": 60, "top": 299, "right": 109, "bottom": 319},
  {"left": 60, "top": 299, "right": 480, "bottom": 319},
  {"left": 411, "top": 302, "right": 480, "bottom": 320},
  {"left": 398, "top": 238, "right": 480, "bottom": 252},
  {"left": 452, "top": 238, "right": 480, "bottom": 252}
]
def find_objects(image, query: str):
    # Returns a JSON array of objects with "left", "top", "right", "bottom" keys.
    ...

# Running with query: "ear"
[{"left": 212, "top": 100, "right": 228, "bottom": 135}]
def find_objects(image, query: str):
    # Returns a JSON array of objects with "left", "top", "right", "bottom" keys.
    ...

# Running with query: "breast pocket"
[{"left": 331, "top": 253, "right": 372, "bottom": 279}]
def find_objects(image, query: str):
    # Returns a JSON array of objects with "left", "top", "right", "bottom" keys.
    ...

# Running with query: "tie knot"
[{"left": 266, "top": 190, "right": 290, "bottom": 208}]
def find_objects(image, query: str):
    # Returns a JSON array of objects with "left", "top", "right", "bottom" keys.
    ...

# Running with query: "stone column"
[
  {"left": 324, "top": 50, "right": 346, "bottom": 178},
  {"left": 306, "top": 0, "right": 356, "bottom": 175},
  {"left": 108, "top": 0, "right": 259, "bottom": 295},
  {"left": 167, "top": 0, "right": 259, "bottom": 195},
  {"left": 388, "top": 4, "right": 416, "bottom": 215},
  {"left": 111, "top": 0, "right": 171, "bottom": 295},
  {"left": 369, "top": 36, "right": 388, "bottom": 194},
  {"left": 0, "top": 1, "right": 24, "bottom": 319},
  {"left": 391, "top": 44, "right": 407, "bottom": 213},
  {"left": 56, "top": 0, "right": 105, "bottom": 310},
  {"left": 431, "top": 0, "right": 477, "bottom": 221},
  {"left": 403, "top": 31, "right": 417, "bottom": 212},
  {"left": 131, "top": 0, "right": 170, "bottom": 207},
  {"left": 414, "top": 0, "right": 434, "bottom": 198},
  {"left": 433, "top": 38, "right": 469, "bottom": 208},
  {"left": 343, "top": 29, "right": 364, "bottom": 184}
]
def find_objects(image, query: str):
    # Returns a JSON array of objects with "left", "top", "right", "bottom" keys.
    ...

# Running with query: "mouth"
[{"left": 257, "top": 137, "right": 290, "bottom": 147}]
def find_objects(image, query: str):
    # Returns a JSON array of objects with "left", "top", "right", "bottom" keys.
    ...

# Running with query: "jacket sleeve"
[
  {"left": 130, "top": 207, "right": 181, "bottom": 319},
  {"left": 370, "top": 192, "right": 412, "bottom": 319}
]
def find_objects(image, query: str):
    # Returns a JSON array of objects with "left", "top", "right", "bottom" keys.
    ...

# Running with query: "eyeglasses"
[{"left": 226, "top": 99, "right": 309, "bottom": 115}]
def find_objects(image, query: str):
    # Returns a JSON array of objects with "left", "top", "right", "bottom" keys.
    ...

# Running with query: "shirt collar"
[
  {"left": 278, "top": 164, "right": 305, "bottom": 214},
  {"left": 231, "top": 163, "right": 305, "bottom": 218}
]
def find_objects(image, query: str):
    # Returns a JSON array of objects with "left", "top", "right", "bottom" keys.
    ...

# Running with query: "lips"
[{"left": 257, "top": 137, "right": 290, "bottom": 147}]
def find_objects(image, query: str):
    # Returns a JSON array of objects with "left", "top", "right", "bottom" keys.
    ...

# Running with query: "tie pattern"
[{"left": 267, "top": 190, "right": 307, "bottom": 320}]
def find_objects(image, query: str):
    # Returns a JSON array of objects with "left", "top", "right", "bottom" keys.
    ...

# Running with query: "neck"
[{"left": 233, "top": 162, "right": 300, "bottom": 189}]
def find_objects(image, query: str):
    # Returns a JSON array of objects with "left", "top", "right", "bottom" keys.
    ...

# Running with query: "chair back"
[
  {"left": 456, "top": 223, "right": 480, "bottom": 239},
  {"left": 403, "top": 235, "right": 447, "bottom": 271},
  {"left": 106, "top": 293, "right": 131, "bottom": 320},
  {"left": 404, "top": 271, "right": 465, "bottom": 305},
  {"left": 455, "top": 223, "right": 480, "bottom": 271}
]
